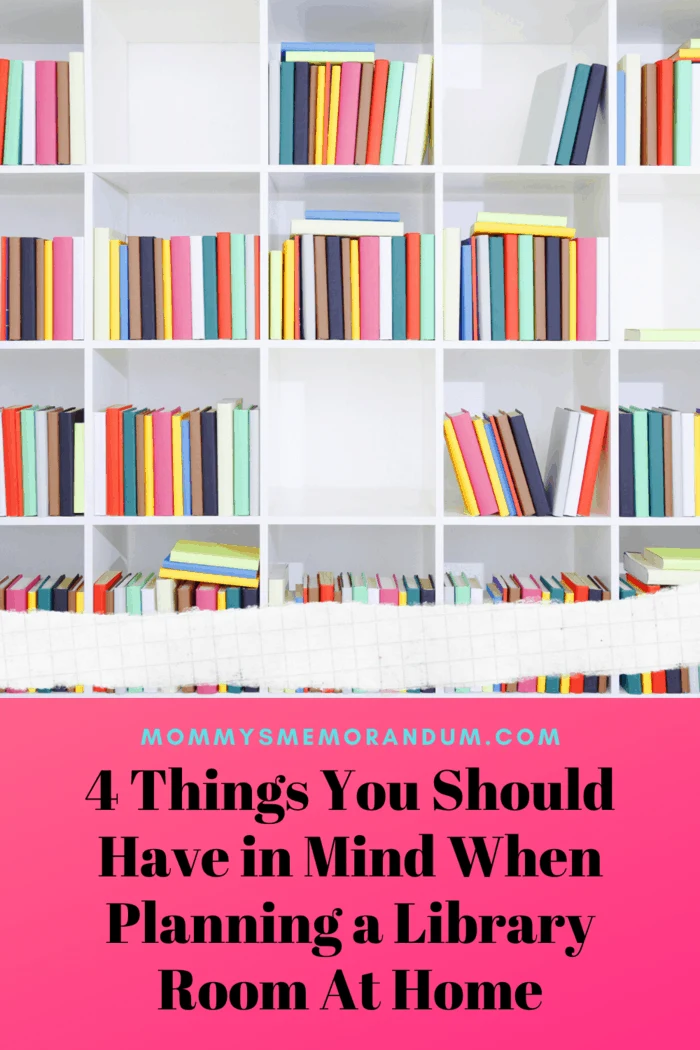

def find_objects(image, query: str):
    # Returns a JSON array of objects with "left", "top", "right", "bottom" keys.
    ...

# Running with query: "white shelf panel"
[
  {"left": 93, "top": 341, "right": 260, "bottom": 351},
  {"left": 0, "top": 341, "right": 84, "bottom": 351},
  {"left": 445, "top": 341, "right": 611, "bottom": 351},
  {"left": 269, "top": 340, "right": 435, "bottom": 351},
  {"left": 0, "top": 517, "right": 82, "bottom": 527},
  {"left": 91, "top": 516, "right": 262, "bottom": 526},
  {"left": 443, "top": 516, "right": 612, "bottom": 526}
]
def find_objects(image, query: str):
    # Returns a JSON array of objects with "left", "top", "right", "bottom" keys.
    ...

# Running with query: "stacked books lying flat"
[
  {"left": 268, "top": 569, "right": 437, "bottom": 605},
  {"left": 618, "top": 42, "right": 700, "bottom": 165},
  {"left": 271, "top": 42, "right": 433, "bottom": 166},
  {"left": 444, "top": 406, "right": 608, "bottom": 517},
  {"left": 0, "top": 572, "right": 83, "bottom": 611},
  {"left": 270, "top": 211, "right": 434, "bottom": 340},
  {"left": 0, "top": 236, "right": 84, "bottom": 340},
  {"left": 622, "top": 547, "right": 700, "bottom": 587},
  {"left": 0, "top": 54, "right": 85, "bottom": 165},
  {"left": 443, "top": 216, "right": 609, "bottom": 340},
  {"left": 1, "top": 405, "right": 83, "bottom": 516},
  {"left": 619, "top": 406, "right": 700, "bottom": 517},
  {"left": 93, "top": 230, "right": 260, "bottom": 341},
  {"left": 159, "top": 540, "right": 260, "bottom": 592},
  {"left": 521, "top": 61, "right": 607, "bottom": 165},
  {"left": 94, "top": 402, "right": 259, "bottom": 517}
]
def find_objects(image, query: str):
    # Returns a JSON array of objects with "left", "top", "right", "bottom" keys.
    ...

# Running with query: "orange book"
[
  {"left": 569, "top": 674, "right": 584, "bottom": 694},
  {"left": 0, "top": 60, "right": 9, "bottom": 161},
  {"left": 656, "top": 59, "right": 674, "bottom": 165},
  {"left": 365, "top": 58, "right": 390, "bottom": 164},
  {"left": 625, "top": 573, "right": 661, "bottom": 594},
  {"left": 318, "top": 572, "right": 335, "bottom": 602},
  {"left": 294, "top": 235, "right": 301, "bottom": 339},
  {"left": 405, "top": 232, "right": 421, "bottom": 339},
  {"left": 254, "top": 235, "right": 260, "bottom": 339},
  {"left": 488, "top": 414, "right": 522, "bottom": 515},
  {"left": 504, "top": 234, "right": 519, "bottom": 339},
  {"left": 93, "top": 570, "right": 122, "bottom": 615},
  {"left": 2, "top": 406, "right": 28, "bottom": 516},
  {"left": 216, "top": 232, "right": 232, "bottom": 339},
  {"left": 651, "top": 670, "right": 667, "bottom": 693},
  {"left": 322, "top": 62, "right": 331, "bottom": 164},
  {"left": 561, "top": 572, "right": 589, "bottom": 602},
  {"left": 0, "top": 236, "right": 6, "bottom": 341},
  {"left": 577, "top": 406, "right": 609, "bottom": 515},
  {"left": 106, "top": 404, "right": 132, "bottom": 515},
  {"left": 471, "top": 237, "right": 478, "bottom": 339}
]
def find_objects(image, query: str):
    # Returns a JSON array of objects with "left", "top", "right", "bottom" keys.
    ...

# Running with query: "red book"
[
  {"left": 254, "top": 235, "right": 260, "bottom": 339},
  {"left": 2, "top": 407, "right": 18, "bottom": 516},
  {"left": 656, "top": 59, "right": 674, "bottom": 165},
  {"left": 488, "top": 414, "right": 522, "bottom": 514},
  {"left": 365, "top": 59, "right": 389, "bottom": 164},
  {"left": 569, "top": 674, "right": 584, "bottom": 693},
  {"left": 471, "top": 237, "right": 478, "bottom": 339},
  {"left": 504, "top": 234, "right": 519, "bottom": 339},
  {"left": 322, "top": 62, "right": 331, "bottom": 164},
  {"left": 626, "top": 573, "right": 661, "bottom": 594},
  {"left": 405, "top": 232, "right": 421, "bottom": 339},
  {"left": 294, "top": 235, "right": 301, "bottom": 339},
  {"left": 216, "top": 233, "right": 232, "bottom": 339},
  {"left": 577, "top": 406, "right": 609, "bottom": 515},
  {"left": 561, "top": 572, "right": 589, "bottom": 602},
  {"left": 93, "top": 570, "right": 122, "bottom": 614},
  {"left": 318, "top": 574, "right": 334, "bottom": 602},
  {"left": 0, "top": 60, "right": 8, "bottom": 160},
  {"left": 0, "top": 236, "right": 6, "bottom": 341},
  {"left": 106, "top": 404, "right": 131, "bottom": 515},
  {"left": 651, "top": 670, "right": 667, "bottom": 693}
]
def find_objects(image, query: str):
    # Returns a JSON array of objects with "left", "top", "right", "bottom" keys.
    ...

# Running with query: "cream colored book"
[
  {"left": 68, "top": 51, "right": 85, "bottom": 164},
  {"left": 476, "top": 211, "right": 567, "bottom": 227},
  {"left": 625, "top": 329, "right": 700, "bottom": 341},
  {"left": 406, "top": 54, "right": 433, "bottom": 165},
  {"left": 94, "top": 228, "right": 124, "bottom": 340},
  {"left": 291, "top": 219, "right": 404, "bottom": 237},
  {"left": 269, "top": 250, "right": 283, "bottom": 339}
]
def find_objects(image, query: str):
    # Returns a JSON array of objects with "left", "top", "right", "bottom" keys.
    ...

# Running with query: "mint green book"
[
  {"left": 629, "top": 407, "right": 650, "bottom": 516},
  {"left": 3, "top": 61, "right": 23, "bottom": 165},
  {"left": 231, "top": 234, "right": 246, "bottom": 339},
  {"left": 126, "top": 573, "right": 145, "bottom": 615},
  {"left": 452, "top": 572, "right": 471, "bottom": 604},
  {"left": 555, "top": 64, "right": 591, "bottom": 164},
  {"left": 202, "top": 235, "right": 218, "bottom": 339},
  {"left": 20, "top": 407, "right": 37, "bottom": 516},
  {"left": 269, "top": 250, "right": 283, "bottom": 338},
  {"left": 674, "top": 60, "right": 692, "bottom": 165},
  {"left": 351, "top": 572, "right": 368, "bottom": 602},
  {"left": 420, "top": 233, "right": 435, "bottom": 340},
  {"left": 518, "top": 235, "right": 535, "bottom": 340},
  {"left": 379, "top": 61, "right": 404, "bottom": 164},
  {"left": 74, "top": 422, "right": 84, "bottom": 514},
  {"left": 233, "top": 406, "right": 250, "bottom": 515}
]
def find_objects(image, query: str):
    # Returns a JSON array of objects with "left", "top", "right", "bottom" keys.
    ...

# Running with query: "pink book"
[
  {"left": 153, "top": 408, "right": 178, "bottom": 515},
  {"left": 518, "top": 678, "right": 538, "bottom": 693},
  {"left": 195, "top": 584, "right": 218, "bottom": 611},
  {"left": 170, "top": 236, "right": 192, "bottom": 339},
  {"left": 576, "top": 237, "right": 596, "bottom": 341},
  {"left": 335, "top": 63, "right": 362, "bottom": 164},
  {"left": 359, "top": 237, "right": 379, "bottom": 339},
  {"left": 36, "top": 61, "right": 57, "bottom": 165},
  {"left": 377, "top": 574, "right": 399, "bottom": 604},
  {"left": 52, "top": 237, "right": 73, "bottom": 339},
  {"left": 511, "top": 573, "right": 542, "bottom": 601},
  {"left": 197, "top": 684, "right": 218, "bottom": 694},
  {"left": 6, "top": 575, "right": 42, "bottom": 611},
  {"left": 448, "top": 411, "right": 499, "bottom": 516}
]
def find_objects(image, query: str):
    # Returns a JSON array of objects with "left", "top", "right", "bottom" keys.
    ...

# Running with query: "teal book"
[
  {"left": 647, "top": 410, "right": 664, "bottom": 517},
  {"left": 674, "top": 60, "right": 692, "bottom": 165},
  {"left": 3, "top": 60, "right": 23, "bottom": 165},
  {"left": 227, "top": 684, "right": 243, "bottom": 693},
  {"left": 202, "top": 235, "right": 218, "bottom": 338},
  {"left": 225, "top": 586, "right": 242, "bottom": 609},
  {"left": 379, "top": 61, "right": 404, "bottom": 163},
  {"left": 126, "top": 573, "right": 145, "bottom": 614},
  {"left": 545, "top": 676, "right": 561, "bottom": 693},
  {"left": 488, "top": 236, "right": 505, "bottom": 340},
  {"left": 391, "top": 236, "right": 407, "bottom": 338},
  {"left": 540, "top": 575, "right": 565, "bottom": 602},
  {"left": 231, "top": 234, "right": 246, "bottom": 339},
  {"left": 555, "top": 64, "right": 591, "bottom": 164},
  {"left": 233, "top": 406, "right": 250, "bottom": 515},
  {"left": 420, "top": 233, "right": 435, "bottom": 340},
  {"left": 404, "top": 575, "right": 420, "bottom": 605},
  {"left": 20, "top": 407, "right": 37, "bottom": 516},
  {"left": 38, "top": 577, "right": 54, "bottom": 610},
  {"left": 518, "top": 235, "right": 535, "bottom": 339},
  {"left": 280, "top": 61, "right": 295, "bottom": 164},
  {"left": 630, "top": 407, "right": 649, "bottom": 517},
  {"left": 122, "top": 407, "right": 139, "bottom": 516},
  {"left": 621, "top": 673, "right": 642, "bottom": 694}
]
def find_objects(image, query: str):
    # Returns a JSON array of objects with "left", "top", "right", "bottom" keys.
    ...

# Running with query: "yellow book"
[
  {"left": 675, "top": 49, "right": 700, "bottom": 59},
  {"left": 27, "top": 589, "right": 37, "bottom": 611},
  {"left": 172, "top": 412, "right": 184, "bottom": 515},
  {"left": 443, "top": 417, "right": 479, "bottom": 515},
  {"left": 569, "top": 240, "right": 577, "bottom": 340},
  {"left": 471, "top": 222, "right": 576, "bottom": 239},
  {"left": 44, "top": 240, "right": 53, "bottom": 340},
  {"left": 76, "top": 588, "right": 84, "bottom": 613},
  {"left": 641, "top": 672, "right": 652, "bottom": 694},
  {"left": 162, "top": 238, "right": 173, "bottom": 339},
  {"left": 562, "top": 580, "right": 574, "bottom": 603},
  {"left": 327, "top": 65, "right": 341, "bottom": 163},
  {"left": 536, "top": 676, "right": 546, "bottom": 692},
  {"left": 481, "top": 684, "right": 493, "bottom": 693},
  {"left": 28, "top": 688, "right": 36, "bottom": 693},
  {"left": 218, "top": 683, "right": 227, "bottom": 693},
  {"left": 315, "top": 64, "right": 326, "bottom": 164},
  {"left": 144, "top": 412, "right": 155, "bottom": 516},
  {"left": 217, "top": 589, "right": 226, "bottom": 611},
  {"left": 159, "top": 567, "right": 259, "bottom": 588},
  {"left": 472, "top": 416, "right": 509, "bottom": 515},
  {"left": 560, "top": 675, "right": 570, "bottom": 694},
  {"left": 350, "top": 239, "right": 361, "bottom": 338},
  {"left": 539, "top": 583, "right": 551, "bottom": 601},
  {"left": 694, "top": 413, "right": 700, "bottom": 515},
  {"left": 398, "top": 589, "right": 407, "bottom": 606},
  {"left": 75, "top": 684, "right": 84, "bottom": 693},
  {"left": 109, "top": 240, "right": 121, "bottom": 339},
  {"left": 282, "top": 239, "right": 295, "bottom": 339}
]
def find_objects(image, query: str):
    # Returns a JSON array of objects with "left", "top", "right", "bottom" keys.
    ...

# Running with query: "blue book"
[
  {"left": 305, "top": 209, "right": 400, "bottom": 221},
  {"left": 484, "top": 419, "right": 516, "bottom": 515},
  {"left": 182, "top": 417, "right": 192, "bottom": 516},
  {"left": 459, "top": 241, "right": 472, "bottom": 340},
  {"left": 571, "top": 63, "right": 607, "bottom": 164},
  {"left": 493, "top": 684, "right": 502, "bottom": 692},
  {"left": 281, "top": 42, "right": 375, "bottom": 55},
  {"left": 555, "top": 64, "right": 591, "bottom": 164},
  {"left": 486, "top": 583, "right": 502, "bottom": 603},
  {"left": 488, "top": 236, "right": 505, "bottom": 340},
  {"left": 123, "top": 407, "right": 138, "bottom": 516},
  {"left": 119, "top": 244, "right": 129, "bottom": 340},
  {"left": 279, "top": 62, "right": 295, "bottom": 165},
  {"left": 160, "top": 555, "right": 259, "bottom": 580},
  {"left": 617, "top": 69, "right": 626, "bottom": 164}
]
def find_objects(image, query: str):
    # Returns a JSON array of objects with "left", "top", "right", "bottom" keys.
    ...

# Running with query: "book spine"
[
  {"left": 162, "top": 239, "right": 173, "bottom": 339},
  {"left": 35, "top": 61, "right": 57, "bottom": 165},
  {"left": 544, "top": 237, "right": 562, "bottom": 340},
  {"left": 354, "top": 63, "right": 374, "bottom": 164},
  {"left": 405, "top": 233, "right": 421, "bottom": 339},
  {"left": 123, "top": 410, "right": 137, "bottom": 516},
  {"left": 555, "top": 64, "right": 591, "bottom": 164},
  {"left": 3, "top": 61, "right": 22, "bottom": 165},
  {"left": 674, "top": 60, "right": 692, "bottom": 164},
  {"left": 314, "top": 64, "right": 326, "bottom": 164},
  {"left": 419, "top": 233, "right": 435, "bottom": 340},
  {"left": 182, "top": 417, "right": 191, "bottom": 516},
  {"left": 254, "top": 235, "right": 260, "bottom": 339},
  {"left": 53, "top": 236, "right": 73, "bottom": 340},
  {"left": 59, "top": 411, "right": 78, "bottom": 516},
  {"left": 379, "top": 237, "right": 393, "bottom": 339},
  {"left": 0, "top": 60, "right": 9, "bottom": 162},
  {"left": 596, "top": 237, "right": 609, "bottom": 340},
  {"left": 327, "top": 64, "right": 341, "bottom": 164},
  {"left": 202, "top": 236, "right": 218, "bottom": 339},
  {"left": 280, "top": 62, "right": 295, "bottom": 164},
  {"left": 335, "top": 63, "right": 362, "bottom": 164},
  {"left": 359, "top": 237, "right": 379, "bottom": 339},
  {"left": 153, "top": 411, "right": 174, "bottom": 516},
  {"left": 231, "top": 234, "right": 246, "bottom": 339},
  {"left": 233, "top": 407, "right": 250, "bottom": 516},
  {"left": 109, "top": 239, "right": 120, "bottom": 339},
  {"left": 380, "top": 61, "right": 404, "bottom": 164},
  {"left": 517, "top": 235, "right": 534, "bottom": 340},
  {"left": 245, "top": 234, "right": 256, "bottom": 339},
  {"left": 200, "top": 411, "right": 218, "bottom": 515},
  {"left": 366, "top": 59, "right": 389, "bottom": 164},
  {"left": 341, "top": 237, "right": 352, "bottom": 338},
  {"left": 190, "top": 236, "right": 204, "bottom": 339},
  {"left": 269, "top": 250, "right": 283, "bottom": 339},
  {"left": 459, "top": 243, "right": 472, "bottom": 340},
  {"left": 405, "top": 54, "right": 433, "bottom": 165},
  {"left": 57, "top": 61, "right": 70, "bottom": 163},
  {"left": 172, "top": 414, "right": 183, "bottom": 516},
  {"left": 503, "top": 234, "right": 518, "bottom": 340},
  {"left": 21, "top": 409, "right": 37, "bottom": 516},
  {"left": 488, "top": 236, "right": 505, "bottom": 340},
  {"left": 216, "top": 232, "right": 232, "bottom": 339},
  {"left": 283, "top": 239, "right": 295, "bottom": 339},
  {"left": 249, "top": 406, "right": 260, "bottom": 515},
  {"left": 139, "top": 237, "right": 156, "bottom": 339},
  {"left": 350, "top": 239, "right": 361, "bottom": 339},
  {"left": 476, "top": 235, "right": 491, "bottom": 340},
  {"left": 35, "top": 409, "right": 48, "bottom": 517},
  {"left": 619, "top": 412, "right": 634, "bottom": 516},
  {"left": 326, "top": 236, "right": 344, "bottom": 339},
  {"left": 68, "top": 52, "right": 85, "bottom": 164},
  {"left": 322, "top": 63, "right": 331, "bottom": 164},
  {"left": 293, "top": 62, "right": 310, "bottom": 164},
  {"left": 393, "top": 61, "right": 416, "bottom": 164},
  {"left": 571, "top": 63, "right": 606, "bottom": 164},
  {"left": 656, "top": 59, "right": 673, "bottom": 164},
  {"left": 308, "top": 64, "right": 318, "bottom": 164},
  {"left": 575, "top": 238, "right": 596, "bottom": 340},
  {"left": 22, "top": 61, "right": 36, "bottom": 164},
  {"left": 170, "top": 237, "right": 191, "bottom": 339}
]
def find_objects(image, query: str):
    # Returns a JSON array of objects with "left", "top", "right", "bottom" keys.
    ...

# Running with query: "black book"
[
  {"left": 508, "top": 410, "right": 552, "bottom": 515},
  {"left": 544, "top": 237, "right": 561, "bottom": 339},
  {"left": 619, "top": 409, "right": 635, "bottom": 516},
  {"left": 50, "top": 574, "right": 66, "bottom": 611},
  {"left": 571, "top": 64, "right": 607, "bottom": 165},
  {"left": 139, "top": 237, "right": 156, "bottom": 339},
  {"left": 242, "top": 586, "right": 259, "bottom": 608},
  {"left": 20, "top": 237, "right": 36, "bottom": 340},
  {"left": 200, "top": 408, "right": 218, "bottom": 516},
  {"left": 54, "top": 575, "right": 79, "bottom": 613},
  {"left": 583, "top": 675, "right": 599, "bottom": 693},
  {"left": 59, "top": 408, "right": 83, "bottom": 515},
  {"left": 293, "top": 62, "right": 310, "bottom": 165},
  {"left": 326, "top": 236, "right": 344, "bottom": 339},
  {"left": 665, "top": 668, "right": 682, "bottom": 693},
  {"left": 242, "top": 685, "right": 260, "bottom": 692}
]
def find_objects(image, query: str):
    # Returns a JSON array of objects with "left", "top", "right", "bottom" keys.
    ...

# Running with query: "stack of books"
[
  {"left": 93, "top": 230, "right": 260, "bottom": 341},
  {"left": 444, "top": 406, "right": 608, "bottom": 517},
  {"left": 620, "top": 406, "right": 700, "bottom": 517},
  {"left": 271, "top": 43, "right": 433, "bottom": 166},
  {"left": 0, "top": 571, "right": 83, "bottom": 610},
  {"left": 0, "top": 54, "right": 85, "bottom": 165},
  {"left": 268, "top": 568, "right": 437, "bottom": 605},
  {"left": 0, "top": 236, "right": 84, "bottom": 340},
  {"left": 520, "top": 61, "right": 607, "bottom": 165},
  {"left": 159, "top": 539, "right": 260, "bottom": 594},
  {"left": 270, "top": 211, "right": 434, "bottom": 340},
  {"left": 1, "top": 405, "right": 84, "bottom": 516},
  {"left": 618, "top": 43, "right": 700, "bottom": 164},
  {"left": 443, "top": 216, "right": 609, "bottom": 340},
  {"left": 94, "top": 402, "right": 259, "bottom": 517}
]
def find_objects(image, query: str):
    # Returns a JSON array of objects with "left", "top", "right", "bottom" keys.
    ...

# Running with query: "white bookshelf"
[{"left": 2, "top": 0, "right": 700, "bottom": 695}]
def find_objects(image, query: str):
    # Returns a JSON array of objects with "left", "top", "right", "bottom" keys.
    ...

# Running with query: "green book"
[
  {"left": 545, "top": 676, "right": 561, "bottom": 693},
  {"left": 280, "top": 62, "right": 295, "bottom": 164},
  {"left": 674, "top": 60, "right": 692, "bottom": 165},
  {"left": 420, "top": 233, "right": 435, "bottom": 340},
  {"left": 489, "top": 235, "right": 505, "bottom": 340},
  {"left": 3, "top": 61, "right": 23, "bottom": 165},
  {"left": 170, "top": 540, "right": 259, "bottom": 569},
  {"left": 629, "top": 407, "right": 650, "bottom": 517},
  {"left": 452, "top": 572, "right": 471, "bottom": 604},
  {"left": 225, "top": 586, "right": 242, "bottom": 608},
  {"left": 477, "top": 211, "right": 567, "bottom": 227},
  {"left": 644, "top": 547, "right": 700, "bottom": 570},
  {"left": 128, "top": 687, "right": 145, "bottom": 693},
  {"left": 202, "top": 235, "right": 218, "bottom": 339},
  {"left": 518, "top": 235, "right": 534, "bottom": 340},
  {"left": 647, "top": 410, "right": 664, "bottom": 517},
  {"left": 74, "top": 422, "right": 85, "bottom": 514},
  {"left": 403, "top": 575, "right": 420, "bottom": 605},
  {"left": 379, "top": 61, "right": 404, "bottom": 164},
  {"left": 391, "top": 237, "right": 407, "bottom": 339},
  {"left": 269, "top": 251, "right": 283, "bottom": 339},
  {"left": 231, "top": 234, "right": 246, "bottom": 339},
  {"left": 122, "top": 407, "right": 138, "bottom": 515},
  {"left": 126, "top": 573, "right": 145, "bottom": 615},
  {"left": 20, "top": 407, "right": 37, "bottom": 516},
  {"left": 38, "top": 577, "right": 54, "bottom": 611},
  {"left": 233, "top": 406, "right": 250, "bottom": 515},
  {"left": 351, "top": 572, "right": 368, "bottom": 602},
  {"left": 555, "top": 64, "right": 591, "bottom": 164}
]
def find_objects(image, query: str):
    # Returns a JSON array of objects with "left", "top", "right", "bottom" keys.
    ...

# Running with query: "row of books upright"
[
  {"left": 0, "top": 236, "right": 83, "bottom": 340},
  {"left": 618, "top": 42, "right": 700, "bottom": 164},
  {"left": 521, "top": 61, "right": 606, "bottom": 165},
  {"left": 94, "top": 231, "right": 260, "bottom": 341},
  {"left": 443, "top": 214, "right": 609, "bottom": 341},
  {"left": 1, "top": 406, "right": 83, "bottom": 516},
  {"left": 0, "top": 54, "right": 85, "bottom": 165},
  {"left": 0, "top": 571, "right": 83, "bottom": 611},
  {"left": 271, "top": 42, "right": 432, "bottom": 166},
  {"left": 620, "top": 406, "right": 700, "bottom": 517}
]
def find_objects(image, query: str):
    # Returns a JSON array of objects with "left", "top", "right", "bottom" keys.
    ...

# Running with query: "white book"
[
  {"left": 73, "top": 236, "right": 84, "bottom": 339},
  {"left": 596, "top": 237, "right": 609, "bottom": 340},
  {"left": 245, "top": 234, "right": 256, "bottom": 339},
  {"left": 35, "top": 408, "right": 49, "bottom": 517},
  {"left": 290, "top": 219, "right": 404, "bottom": 237},
  {"left": 190, "top": 235, "right": 205, "bottom": 339},
  {"left": 443, "top": 227, "right": 461, "bottom": 340},
  {"left": 141, "top": 576, "right": 157, "bottom": 615},
  {"left": 367, "top": 577, "right": 380, "bottom": 605},
  {"left": 0, "top": 418, "right": 5, "bottom": 515},
  {"left": 444, "top": 572, "right": 454, "bottom": 604},
  {"left": 155, "top": 577, "right": 175, "bottom": 613},
  {"left": 341, "top": 572, "right": 353, "bottom": 602},
  {"left": 475, "top": 236, "right": 491, "bottom": 339},
  {"left": 94, "top": 228, "right": 123, "bottom": 340},
  {"left": 618, "top": 55, "right": 641, "bottom": 165},
  {"left": 692, "top": 65, "right": 700, "bottom": 166},
  {"left": 563, "top": 409, "right": 594, "bottom": 516},
  {"left": 216, "top": 399, "right": 238, "bottom": 516},
  {"left": 68, "top": 52, "right": 86, "bottom": 164},
  {"left": 393, "top": 60, "right": 416, "bottom": 164},
  {"left": 93, "top": 410, "right": 106, "bottom": 515},
  {"left": 681, "top": 412, "right": 695, "bottom": 516},
  {"left": 269, "top": 61, "right": 280, "bottom": 165},
  {"left": 249, "top": 405, "right": 260, "bottom": 515},
  {"left": 468, "top": 577, "right": 483, "bottom": 604},
  {"left": 624, "top": 550, "right": 700, "bottom": 586},
  {"left": 545, "top": 407, "right": 580, "bottom": 516},
  {"left": 519, "top": 62, "right": 577, "bottom": 165},
  {"left": 405, "top": 54, "right": 433, "bottom": 165},
  {"left": 379, "top": 237, "right": 393, "bottom": 339},
  {"left": 268, "top": 565, "right": 288, "bottom": 606},
  {"left": 113, "top": 574, "right": 132, "bottom": 615},
  {"left": 690, "top": 666, "right": 700, "bottom": 694},
  {"left": 301, "top": 234, "right": 316, "bottom": 340},
  {"left": 21, "top": 61, "right": 35, "bottom": 164}
]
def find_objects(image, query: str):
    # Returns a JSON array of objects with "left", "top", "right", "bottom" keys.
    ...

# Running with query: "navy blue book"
[
  {"left": 665, "top": 668, "right": 682, "bottom": 693},
  {"left": 545, "top": 237, "right": 562, "bottom": 339},
  {"left": 50, "top": 575, "right": 66, "bottom": 611},
  {"left": 488, "top": 236, "right": 505, "bottom": 340},
  {"left": 391, "top": 236, "right": 406, "bottom": 339},
  {"left": 508, "top": 410, "right": 551, "bottom": 515},
  {"left": 619, "top": 409, "right": 634, "bottom": 516},
  {"left": 59, "top": 408, "right": 83, "bottom": 515},
  {"left": 200, "top": 408, "right": 218, "bottom": 516},
  {"left": 571, "top": 63, "right": 607, "bottom": 165},
  {"left": 293, "top": 62, "right": 310, "bottom": 164},
  {"left": 20, "top": 237, "right": 36, "bottom": 340},
  {"left": 139, "top": 237, "right": 156, "bottom": 339},
  {"left": 242, "top": 587, "right": 260, "bottom": 608},
  {"left": 326, "top": 236, "right": 344, "bottom": 339},
  {"left": 583, "top": 675, "right": 599, "bottom": 693},
  {"left": 54, "top": 575, "right": 79, "bottom": 612}
]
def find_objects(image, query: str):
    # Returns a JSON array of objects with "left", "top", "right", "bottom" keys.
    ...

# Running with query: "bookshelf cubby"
[{"left": 2, "top": 0, "right": 699, "bottom": 695}]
